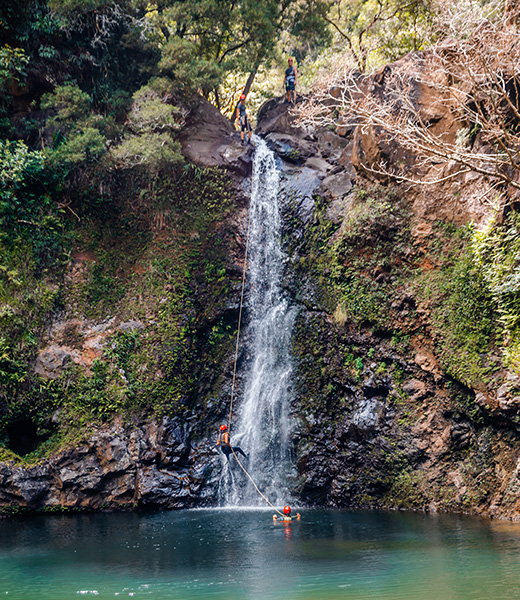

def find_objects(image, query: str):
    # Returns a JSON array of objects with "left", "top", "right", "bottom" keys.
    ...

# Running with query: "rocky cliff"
[
  {"left": 255, "top": 60, "right": 520, "bottom": 519},
  {"left": 4, "top": 54, "right": 520, "bottom": 519},
  {"left": 0, "top": 97, "right": 252, "bottom": 513}
]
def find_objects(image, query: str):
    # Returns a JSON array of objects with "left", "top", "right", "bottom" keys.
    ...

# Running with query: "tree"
[
  {"left": 139, "top": 0, "right": 330, "bottom": 112},
  {"left": 324, "top": 0, "right": 432, "bottom": 72},
  {"left": 111, "top": 79, "right": 185, "bottom": 172}
]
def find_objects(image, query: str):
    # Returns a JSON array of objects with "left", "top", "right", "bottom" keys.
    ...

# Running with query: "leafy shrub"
[
  {"left": 473, "top": 210, "right": 520, "bottom": 371},
  {"left": 0, "top": 44, "right": 29, "bottom": 85},
  {"left": 41, "top": 83, "right": 91, "bottom": 122},
  {"left": 112, "top": 132, "right": 182, "bottom": 171},
  {"left": 111, "top": 80, "right": 185, "bottom": 172},
  {"left": 416, "top": 227, "right": 498, "bottom": 386}
]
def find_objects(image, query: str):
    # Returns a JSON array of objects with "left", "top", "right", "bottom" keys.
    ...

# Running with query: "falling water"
[{"left": 219, "top": 139, "right": 296, "bottom": 506}]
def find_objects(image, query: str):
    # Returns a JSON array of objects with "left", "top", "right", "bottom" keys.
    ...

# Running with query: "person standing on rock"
[
  {"left": 217, "top": 424, "right": 248, "bottom": 460},
  {"left": 284, "top": 57, "right": 297, "bottom": 103},
  {"left": 236, "top": 94, "right": 252, "bottom": 144}
]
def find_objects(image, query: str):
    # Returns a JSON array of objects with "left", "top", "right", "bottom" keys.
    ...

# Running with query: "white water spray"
[{"left": 219, "top": 139, "right": 296, "bottom": 506}]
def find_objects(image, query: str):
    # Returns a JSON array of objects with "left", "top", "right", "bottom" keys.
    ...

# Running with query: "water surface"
[{"left": 1, "top": 509, "right": 520, "bottom": 599}]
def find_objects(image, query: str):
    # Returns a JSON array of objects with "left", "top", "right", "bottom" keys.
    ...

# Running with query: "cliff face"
[
  {"left": 4, "top": 53, "right": 520, "bottom": 519},
  {"left": 255, "top": 63, "right": 520, "bottom": 519},
  {"left": 0, "top": 97, "right": 252, "bottom": 512}
]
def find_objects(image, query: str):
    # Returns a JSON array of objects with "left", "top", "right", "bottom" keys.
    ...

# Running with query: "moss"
[
  {"left": 414, "top": 224, "right": 500, "bottom": 388},
  {"left": 0, "top": 159, "right": 239, "bottom": 453},
  {"left": 384, "top": 469, "right": 428, "bottom": 510}
]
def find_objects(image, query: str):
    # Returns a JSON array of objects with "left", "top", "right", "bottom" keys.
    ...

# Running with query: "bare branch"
[{"left": 297, "top": 6, "right": 520, "bottom": 192}]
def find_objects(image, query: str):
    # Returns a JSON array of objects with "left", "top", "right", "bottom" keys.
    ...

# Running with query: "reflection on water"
[{"left": 1, "top": 509, "right": 520, "bottom": 599}]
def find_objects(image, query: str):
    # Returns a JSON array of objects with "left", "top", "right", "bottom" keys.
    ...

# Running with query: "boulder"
[
  {"left": 265, "top": 132, "right": 317, "bottom": 164},
  {"left": 180, "top": 96, "right": 252, "bottom": 176},
  {"left": 321, "top": 171, "right": 353, "bottom": 199},
  {"left": 0, "top": 419, "right": 214, "bottom": 512}
]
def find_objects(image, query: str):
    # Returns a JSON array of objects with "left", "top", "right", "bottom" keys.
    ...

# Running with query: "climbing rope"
[
  {"left": 231, "top": 448, "right": 285, "bottom": 517},
  {"left": 228, "top": 181, "right": 253, "bottom": 428}
]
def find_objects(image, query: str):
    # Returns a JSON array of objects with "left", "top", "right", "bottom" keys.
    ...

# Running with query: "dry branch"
[{"left": 297, "top": 3, "right": 520, "bottom": 190}]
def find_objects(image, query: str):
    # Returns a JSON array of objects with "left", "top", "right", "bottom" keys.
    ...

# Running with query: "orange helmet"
[
  {"left": 219, "top": 424, "right": 227, "bottom": 431},
  {"left": 240, "top": 94, "right": 246, "bottom": 100},
  {"left": 283, "top": 505, "right": 291, "bottom": 515}
]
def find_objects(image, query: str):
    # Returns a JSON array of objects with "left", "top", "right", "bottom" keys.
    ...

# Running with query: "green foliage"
[
  {"left": 51, "top": 126, "right": 106, "bottom": 165},
  {"left": 322, "top": 0, "right": 433, "bottom": 73},
  {"left": 129, "top": 85, "right": 184, "bottom": 134},
  {"left": 159, "top": 38, "right": 222, "bottom": 96},
  {"left": 0, "top": 160, "right": 238, "bottom": 457},
  {"left": 143, "top": 0, "right": 329, "bottom": 111},
  {"left": 41, "top": 83, "right": 90, "bottom": 121},
  {"left": 0, "top": 139, "right": 63, "bottom": 260},
  {"left": 0, "top": 44, "right": 29, "bottom": 85},
  {"left": 472, "top": 210, "right": 520, "bottom": 372},
  {"left": 112, "top": 132, "right": 182, "bottom": 171},
  {"left": 111, "top": 80, "right": 184, "bottom": 171},
  {"left": 0, "top": 139, "right": 43, "bottom": 188},
  {"left": 313, "top": 186, "right": 411, "bottom": 329},
  {"left": 415, "top": 226, "right": 498, "bottom": 387},
  {"left": 40, "top": 83, "right": 107, "bottom": 167}
]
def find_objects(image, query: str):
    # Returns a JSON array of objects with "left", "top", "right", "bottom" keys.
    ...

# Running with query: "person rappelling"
[
  {"left": 217, "top": 424, "right": 248, "bottom": 460},
  {"left": 273, "top": 505, "right": 301, "bottom": 521}
]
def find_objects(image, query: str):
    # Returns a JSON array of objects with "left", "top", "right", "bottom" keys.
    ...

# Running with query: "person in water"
[
  {"left": 217, "top": 424, "right": 248, "bottom": 459},
  {"left": 284, "top": 57, "right": 297, "bottom": 103},
  {"left": 273, "top": 505, "right": 301, "bottom": 521},
  {"left": 236, "top": 94, "right": 252, "bottom": 144}
]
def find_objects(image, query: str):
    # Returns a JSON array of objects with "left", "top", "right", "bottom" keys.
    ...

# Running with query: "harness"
[
  {"left": 285, "top": 66, "right": 295, "bottom": 86},
  {"left": 239, "top": 102, "right": 247, "bottom": 124}
]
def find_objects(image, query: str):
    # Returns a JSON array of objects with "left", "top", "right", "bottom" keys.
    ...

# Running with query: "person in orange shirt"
[{"left": 217, "top": 424, "right": 248, "bottom": 459}]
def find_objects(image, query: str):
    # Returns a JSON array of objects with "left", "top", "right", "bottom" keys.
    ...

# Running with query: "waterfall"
[{"left": 219, "top": 139, "right": 297, "bottom": 507}]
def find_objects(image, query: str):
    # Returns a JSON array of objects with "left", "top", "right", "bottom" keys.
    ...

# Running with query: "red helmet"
[
  {"left": 219, "top": 424, "right": 227, "bottom": 431},
  {"left": 283, "top": 505, "right": 291, "bottom": 515},
  {"left": 240, "top": 94, "right": 246, "bottom": 100}
]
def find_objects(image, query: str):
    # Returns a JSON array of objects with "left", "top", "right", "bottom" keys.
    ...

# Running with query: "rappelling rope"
[
  {"left": 227, "top": 172, "right": 253, "bottom": 428},
  {"left": 231, "top": 448, "right": 285, "bottom": 517}
]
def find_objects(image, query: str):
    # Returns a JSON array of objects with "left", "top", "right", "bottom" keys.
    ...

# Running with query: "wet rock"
[
  {"left": 0, "top": 419, "right": 211, "bottom": 512},
  {"left": 11, "top": 466, "right": 50, "bottom": 504},
  {"left": 362, "top": 375, "right": 390, "bottom": 399},
  {"left": 351, "top": 399, "right": 385, "bottom": 436},
  {"left": 265, "top": 132, "right": 317, "bottom": 164},
  {"left": 221, "top": 142, "right": 254, "bottom": 177}
]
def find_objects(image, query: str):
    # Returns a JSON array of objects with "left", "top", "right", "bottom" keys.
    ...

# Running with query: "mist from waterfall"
[{"left": 218, "top": 139, "right": 296, "bottom": 507}]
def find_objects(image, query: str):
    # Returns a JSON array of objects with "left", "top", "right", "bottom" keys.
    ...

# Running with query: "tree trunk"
[{"left": 230, "top": 68, "right": 258, "bottom": 124}]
